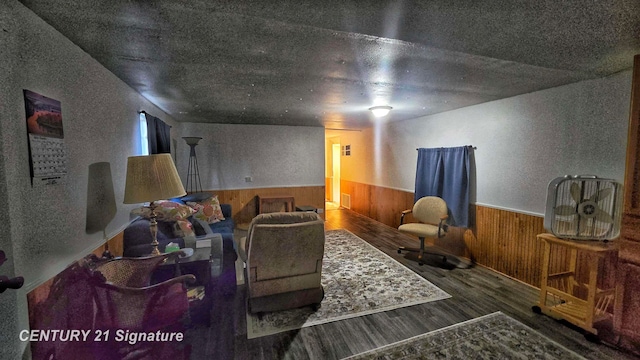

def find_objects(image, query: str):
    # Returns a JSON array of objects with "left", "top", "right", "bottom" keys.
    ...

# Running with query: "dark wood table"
[{"left": 153, "top": 235, "right": 224, "bottom": 327}]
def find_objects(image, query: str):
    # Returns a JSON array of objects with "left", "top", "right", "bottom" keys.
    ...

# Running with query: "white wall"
[
  {"left": 178, "top": 123, "right": 325, "bottom": 190},
  {"left": 0, "top": 2, "right": 180, "bottom": 357},
  {"left": 338, "top": 71, "right": 632, "bottom": 216}
]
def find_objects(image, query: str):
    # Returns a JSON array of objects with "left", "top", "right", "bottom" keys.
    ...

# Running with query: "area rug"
[
  {"left": 342, "top": 312, "right": 586, "bottom": 359},
  {"left": 246, "top": 229, "right": 451, "bottom": 339}
]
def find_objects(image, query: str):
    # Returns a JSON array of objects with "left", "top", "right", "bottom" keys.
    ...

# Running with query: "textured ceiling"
[{"left": 19, "top": 0, "right": 640, "bottom": 129}]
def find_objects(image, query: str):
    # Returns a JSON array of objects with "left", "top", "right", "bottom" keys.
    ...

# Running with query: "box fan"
[{"left": 544, "top": 175, "right": 622, "bottom": 241}]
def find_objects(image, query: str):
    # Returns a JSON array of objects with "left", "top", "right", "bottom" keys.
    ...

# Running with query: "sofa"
[
  {"left": 123, "top": 195, "right": 237, "bottom": 295},
  {"left": 238, "top": 212, "right": 325, "bottom": 313}
]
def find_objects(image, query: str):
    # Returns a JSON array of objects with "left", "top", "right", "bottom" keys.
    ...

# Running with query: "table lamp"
[{"left": 123, "top": 154, "right": 186, "bottom": 255}]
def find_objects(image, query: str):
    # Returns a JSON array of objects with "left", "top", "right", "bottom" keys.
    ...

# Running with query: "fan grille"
[{"left": 545, "top": 176, "right": 622, "bottom": 240}]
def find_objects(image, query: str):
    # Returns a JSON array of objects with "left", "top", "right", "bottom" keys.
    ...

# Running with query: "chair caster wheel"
[
  {"left": 397, "top": 249, "right": 402, "bottom": 254},
  {"left": 531, "top": 305, "right": 542, "bottom": 314},
  {"left": 418, "top": 262, "right": 424, "bottom": 266},
  {"left": 584, "top": 333, "right": 600, "bottom": 343}
]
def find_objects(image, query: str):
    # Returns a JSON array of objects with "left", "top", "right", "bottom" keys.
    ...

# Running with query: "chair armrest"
[
  {"left": 92, "top": 254, "right": 174, "bottom": 287},
  {"left": 237, "top": 236, "right": 248, "bottom": 263},
  {"left": 195, "top": 218, "right": 215, "bottom": 238},
  {"left": 147, "top": 274, "right": 197, "bottom": 290},
  {"left": 183, "top": 218, "right": 216, "bottom": 246},
  {"left": 437, "top": 215, "right": 449, "bottom": 238},
  {"left": 89, "top": 274, "right": 197, "bottom": 331},
  {"left": 96, "top": 274, "right": 197, "bottom": 293},
  {"left": 400, "top": 209, "right": 412, "bottom": 225}
]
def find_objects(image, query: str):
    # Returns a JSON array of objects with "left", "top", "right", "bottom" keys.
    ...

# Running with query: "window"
[
  {"left": 342, "top": 144, "right": 351, "bottom": 156},
  {"left": 139, "top": 112, "right": 149, "bottom": 155}
]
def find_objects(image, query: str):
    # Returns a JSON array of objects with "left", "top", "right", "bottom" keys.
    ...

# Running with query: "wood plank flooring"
[{"left": 189, "top": 208, "right": 638, "bottom": 360}]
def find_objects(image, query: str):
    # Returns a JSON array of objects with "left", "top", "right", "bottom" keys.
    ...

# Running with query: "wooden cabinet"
[{"left": 616, "top": 54, "right": 640, "bottom": 355}]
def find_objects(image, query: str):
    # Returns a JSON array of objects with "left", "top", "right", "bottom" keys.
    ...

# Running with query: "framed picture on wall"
[{"left": 23, "top": 89, "right": 68, "bottom": 185}]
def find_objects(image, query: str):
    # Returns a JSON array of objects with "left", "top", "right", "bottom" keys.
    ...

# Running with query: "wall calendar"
[{"left": 23, "top": 90, "right": 67, "bottom": 185}]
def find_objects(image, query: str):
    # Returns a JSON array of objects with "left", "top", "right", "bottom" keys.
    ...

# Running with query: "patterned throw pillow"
[
  {"left": 187, "top": 195, "right": 225, "bottom": 224},
  {"left": 131, "top": 200, "right": 196, "bottom": 237},
  {"left": 172, "top": 219, "right": 194, "bottom": 238}
]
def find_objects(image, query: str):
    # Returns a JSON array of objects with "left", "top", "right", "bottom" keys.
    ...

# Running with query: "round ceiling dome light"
[{"left": 369, "top": 105, "right": 392, "bottom": 117}]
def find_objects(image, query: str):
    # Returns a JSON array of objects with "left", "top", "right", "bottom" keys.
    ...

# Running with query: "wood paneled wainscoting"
[
  {"left": 201, "top": 186, "right": 326, "bottom": 225},
  {"left": 340, "top": 179, "right": 617, "bottom": 291},
  {"left": 93, "top": 231, "right": 124, "bottom": 257}
]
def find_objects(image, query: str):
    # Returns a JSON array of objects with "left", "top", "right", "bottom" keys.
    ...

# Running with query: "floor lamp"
[
  {"left": 183, "top": 137, "right": 203, "bottom": 194},
  {"left": 123, "top": 154, "right": 186, "bottom": 255}
]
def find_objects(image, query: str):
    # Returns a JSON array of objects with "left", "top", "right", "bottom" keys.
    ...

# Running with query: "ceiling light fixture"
[{"left": 369, "top": 105, "right": 392, "bottom": 117}]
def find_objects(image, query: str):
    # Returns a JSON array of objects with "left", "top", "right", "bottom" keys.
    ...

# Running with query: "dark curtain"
[
  {"left": 415, "top": 146, "right": 471, "bottom": 227},
  {"left": 145, "top": 113, "right": 171, "bottom": 154}
]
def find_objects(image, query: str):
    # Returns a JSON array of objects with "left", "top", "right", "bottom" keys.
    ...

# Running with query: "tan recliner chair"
[{"left": 238, "top": 212, "right": 325, "bottom": 313}]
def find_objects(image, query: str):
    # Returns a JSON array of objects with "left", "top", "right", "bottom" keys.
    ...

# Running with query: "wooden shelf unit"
[
  {"left": 535, "top": 233, "right": 618, "bottom": 335},
  {"left": 258, "top": 194, "right": 295, "bottom": 214}
]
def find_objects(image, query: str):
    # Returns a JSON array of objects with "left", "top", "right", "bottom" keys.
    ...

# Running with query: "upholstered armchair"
[
  {"left": 238, "top": 212, "right": 325, "bottom": 314},
  {"left": 84, "top": 253, "right": 196, "bottom": 332}
]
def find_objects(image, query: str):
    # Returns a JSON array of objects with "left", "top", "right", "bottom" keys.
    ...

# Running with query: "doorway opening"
[
  {"left": 332, "top": 143, "right": 340, "bottom": 205},
  {"left": 325, "top": 138, "right": 341, "bottom": 211}
]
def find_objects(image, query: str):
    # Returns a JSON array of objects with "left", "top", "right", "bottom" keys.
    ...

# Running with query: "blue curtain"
[
  {"left": 415, "top": 146, "right": 471, "bottom": 227},
  {"left": 145, "top": 113, "right": 171, "bottom": 154}
]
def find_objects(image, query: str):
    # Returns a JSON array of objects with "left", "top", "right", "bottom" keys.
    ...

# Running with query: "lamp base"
[
  {"left": 149, "top": 202, "right": 161, "bottom": 256},
  {"left": 150, "top": 242, "right": 161, "bottom": 256}
]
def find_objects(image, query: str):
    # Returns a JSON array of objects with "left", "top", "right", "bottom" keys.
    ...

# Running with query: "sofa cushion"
[
  {"left": 220, "top": 203, "right": 232, "bottom": 219},
  {"left": 172, "top": 195, "right": 232, "bottom": 223},
  {"left": 130, "top": 200, "right": 195, "bottom": 237},
  {"left": 131, "top": 200, "right": 194, "bottom": 221},
  {"left": 187, "top": 195, "right": 225, "bottom": 224}
]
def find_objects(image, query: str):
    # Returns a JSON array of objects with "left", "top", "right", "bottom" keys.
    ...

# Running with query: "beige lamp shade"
[
  {"left": 123, "top": 154, "right": 186, "bottom": 204},
  {"left": 182, "top": 136, "right": 202, "bottom": 146}
]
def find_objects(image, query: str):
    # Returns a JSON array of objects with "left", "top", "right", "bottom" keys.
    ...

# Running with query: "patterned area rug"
[
  {"left": 342, "top": 312, "right": 586, "bottom": 359},
  {"left": 246, "top": 229, "right": 451, "bottom": 339}
]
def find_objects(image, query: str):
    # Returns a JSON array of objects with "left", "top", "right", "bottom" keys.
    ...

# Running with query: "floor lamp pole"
[{"left": 183, "top": 137, "right": 203, "bottom": 194}]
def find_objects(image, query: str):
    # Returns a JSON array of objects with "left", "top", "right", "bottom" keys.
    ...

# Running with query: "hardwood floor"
[{"left": 189, "top": 208, "right": 638, "bottom": 359}]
